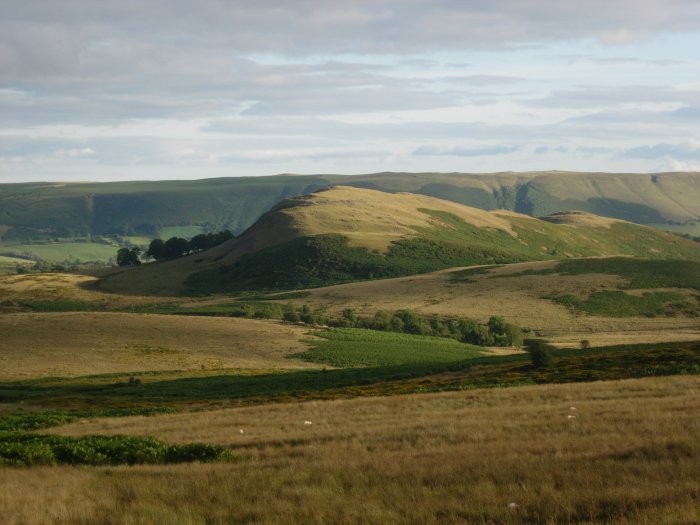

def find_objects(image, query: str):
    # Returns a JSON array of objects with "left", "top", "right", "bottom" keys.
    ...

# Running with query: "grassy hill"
[
  {"left": 98, "top": 186, "right": 700, "bottom": 296},
  {"left": 2, "top": 172, "right": 699, "bottom": 264}
]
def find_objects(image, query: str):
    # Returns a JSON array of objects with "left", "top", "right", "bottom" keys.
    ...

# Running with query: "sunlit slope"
[
  {"left": 98, "top": 186, "right": 700, "bottom": 295},
  {"left": 1, "top": 172, "right": 699, "bottom": 245},
  {"left": 354, "top": 171, "right": 700, "bottom": 222}
]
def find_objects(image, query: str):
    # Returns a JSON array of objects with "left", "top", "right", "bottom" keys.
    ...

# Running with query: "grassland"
[
  {"left": 0, "top": 255, "right": 33, "bottom": 275},
  {"left": 294, "top": 328, "right": 486, "bottom": 367},
  {"left": 0, "top": 375, "right": 693, "bottom": 524},
  {"left": 295, "top": 259, "right": 700, "bottom": 344},
  {"left": 1, "top": 264, "right": 700, "bottom": 523},
  {"left": 0, "top": 241, "right": 118, "bottom": 263},
  {"left": 0, "top": 313, "right": 318, "bottom": 380}
]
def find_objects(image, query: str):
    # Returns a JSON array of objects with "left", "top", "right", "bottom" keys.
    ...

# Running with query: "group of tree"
[
  {"left": 145, "top": 230, "right": 234, "bottom": 261},
  {"left": 116, "top": 230, "right": 234, "bottom": 266},
  {"left": 325, "top": 309, "right": 523, "bottom": 347},
  {"left": 219, "top": 302, "right": 524, "bottom": 347}
]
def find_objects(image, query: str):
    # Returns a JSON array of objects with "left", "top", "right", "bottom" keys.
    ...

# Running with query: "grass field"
[
  {"left": 295, "top": 260, "right": 700, "bottom": 340},
  {"left": 0, "top": 255, "right": 34, "bottom": 275},
  {"left": 0, "top": 242, "right": 118, "bottom": 263},
  {"left": 296, "top": 328, "right": 486, "bottom": 367},
  {"left": 0, "top": 374, "right": 694, "bottom": 524},
  {"left": 1, "top": 266, "right": 700, "bottom": 523},
  {"left": 0, "top": 312, "right": 318, "bottom": 380}
]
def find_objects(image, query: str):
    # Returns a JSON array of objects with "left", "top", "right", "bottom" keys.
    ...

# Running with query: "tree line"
[
  {"left": 116, "top": 230, "right": 234, "bottom": 266},
  {"left": 213, "top": 302, "right": 524, "bottom": 347}
]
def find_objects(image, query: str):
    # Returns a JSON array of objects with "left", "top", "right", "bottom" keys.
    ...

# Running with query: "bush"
[
  {"left": 0, "top": 433, "right": 230, "bottom": 467},
  {"left": 524, "top": 338, "right": 555, "bottom": 368}
]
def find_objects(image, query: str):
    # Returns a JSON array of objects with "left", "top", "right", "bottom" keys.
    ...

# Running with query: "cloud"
[
  {"left": 622, "top": 140, "right": 700, "bottom": 160},
  {"left": 413, "top": 144, "right": 520, "bottom": 157},
  {"left": 2, "top": 1, "right": 700, "bottom": 180}
]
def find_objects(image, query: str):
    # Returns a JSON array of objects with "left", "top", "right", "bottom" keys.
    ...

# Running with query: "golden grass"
[
  {"left": 2, "top": 375, "right": 695, "bottom": 524},
  {"left": 0, "top": 312, "right": 318, "bottom": 380},
  {"left": 297, "top": 260, "right": 700, "bottom": 340},
  {"left": 284, "top": 186, "right": 518, "bottom": 251},
  {"left": 0, "top": 273, "right": 167, "bottom": 308}
]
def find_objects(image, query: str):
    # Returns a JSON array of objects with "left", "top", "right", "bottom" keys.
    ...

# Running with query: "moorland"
[{"left": 0, "top": 176, "right": 699, "bottom": 524}]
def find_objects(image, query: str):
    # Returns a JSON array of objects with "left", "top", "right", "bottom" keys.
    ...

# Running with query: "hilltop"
[
  {"left": 98, "top": 186, "right": 700, "bottom": 295},
  {"left": 1, "top": 172, "right": 699, "bottom": 266}
]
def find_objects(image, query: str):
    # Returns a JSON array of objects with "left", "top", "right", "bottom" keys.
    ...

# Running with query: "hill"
[
  {"left": 2, "top": 172, "right": 699, "bottom": 264},
  {"left": 97, "top": 186, "right": 700, "bottom": 295}
]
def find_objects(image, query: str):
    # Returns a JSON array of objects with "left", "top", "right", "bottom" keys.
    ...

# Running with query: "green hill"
[
  {"left": 97, "top": 186, "right": 700, "bottom": 296},
  {"left": 1, "top": 172, "right": 699, "bottom": 264}
]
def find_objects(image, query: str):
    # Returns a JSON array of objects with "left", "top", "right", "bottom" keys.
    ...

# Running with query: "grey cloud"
[
  {"left": 534, "top": 146, "right": 568, "bottom": 154},
  {"left": 527, "top": 86, "right": 700, "bottom": 109},
  {"left": 623, "top": 142, "right": 700, "bottom": 160},
  {"left": 413, "top": 145, "right": 520, "bottom": 157},
  {"left": 3, "top": 1, "right": 700, "bottom": 79},
  {"left": 564, "top": 106, "right": 700, "bottom": 125}
]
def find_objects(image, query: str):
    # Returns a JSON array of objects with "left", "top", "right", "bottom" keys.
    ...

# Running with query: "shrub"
[
  {"left": 580, "top": 339, "right": 591, "bottom": 349},
  {"left": 524, "top": 338, "right": 555, "bottom": 368},
  {"left": 0, "top": 434, "right": 230, "bottom": 467}
]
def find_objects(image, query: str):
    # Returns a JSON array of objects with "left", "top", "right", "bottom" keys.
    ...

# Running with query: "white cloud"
[{"left": 1, "top": 1, "right": 700, "bottom": 180}]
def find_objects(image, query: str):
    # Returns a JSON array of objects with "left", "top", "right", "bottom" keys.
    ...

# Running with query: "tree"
[
  {"left": 145, "top": 238, "right": 166, "bottom": 260},
  {"left": 189, "top": 233, "right": 211, "bottom": 252},
  {"left": 116, "top": 247, "right": 141, "bottom": 266},
  {"left": 487, "top": 316, "right": 522, "bottom": 346},
  {"left": 456, "top": 319, "right": 491, "bottom": 346},
  {"left": 163, "top": 237, "right": 190, "bottom": 258}
]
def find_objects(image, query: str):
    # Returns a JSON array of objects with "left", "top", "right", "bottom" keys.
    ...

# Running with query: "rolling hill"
[
  {"left": 1, "top": 172, "right": 699, "bottom": 254},
  {"left": 97, "top": 186, "right": 700, "bottom": 296}
]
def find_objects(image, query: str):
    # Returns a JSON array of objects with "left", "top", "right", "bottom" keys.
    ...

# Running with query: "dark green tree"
[
  {"left": 145, "top": 238, "right": 166, "bottom": 260},
  {"left": 163, "top": 237, "right": 190, "bottom": 258},
  {"left": 116, "top": 247, "right": 141, "bottom": 266}
]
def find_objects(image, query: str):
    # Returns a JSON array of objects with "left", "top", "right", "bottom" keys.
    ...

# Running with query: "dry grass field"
[
  {"left": 0, "top": 375, "right": 694, "bottom": 524},
  {"left": 1, "top": 264, "right": 699, "bottom": 523},
  {"left": 0, "top": 312, "right": 318, "bottom": 380},
  {"left": 296, "top": 260, "right": 700, "bottom": 341},
  {"left": 0, "top": 273, "right": 166, "bottom": 308}
]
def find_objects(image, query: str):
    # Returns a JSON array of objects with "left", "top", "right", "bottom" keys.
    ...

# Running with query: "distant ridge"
[{"left": 1, "top": 171, "right": 699, "bottom": 246}]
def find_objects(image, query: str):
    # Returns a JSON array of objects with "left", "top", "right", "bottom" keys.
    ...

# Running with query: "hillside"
[
  {"left": 1, "top": 172, "right": 699, "bottom": 257},
  {"left": 98, "top": 186, "right": 700, "bottom": 296}
]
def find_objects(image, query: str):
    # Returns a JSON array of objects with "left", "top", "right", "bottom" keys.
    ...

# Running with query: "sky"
[{"left": 1, "top": 0, "right": 700, "bottom": 182}]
